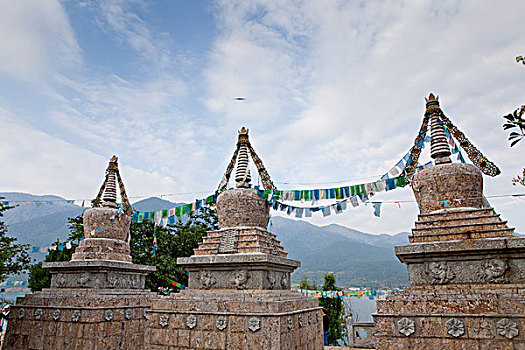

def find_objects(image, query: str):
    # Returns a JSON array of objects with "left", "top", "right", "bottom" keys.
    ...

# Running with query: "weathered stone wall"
[
  {"left": 4, "top": 288, "right": 156, "bottom": 350},
  {"left": 375, "top": 285, "right": 525, "bottom": 348},
  {"left": 146, "top": 290, "right": 323, "bottom": 350}
]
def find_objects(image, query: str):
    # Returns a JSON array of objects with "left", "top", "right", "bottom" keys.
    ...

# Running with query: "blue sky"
[{"left": 1, "top": 0, "right": 524, "bottom": 235}]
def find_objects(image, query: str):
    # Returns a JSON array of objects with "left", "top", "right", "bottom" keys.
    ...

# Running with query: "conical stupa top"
[
  {"left": 92, "top": 155, "right": 133, "bottom": 215},
  {"left": 102, "top": 156, "right": 119, "bottom": 207},
  {"left": 405, "top": 93, "right": 501, "bottom": 178},
  {"left": 217, "top": 127, "right": 277, "bottom": 191}
]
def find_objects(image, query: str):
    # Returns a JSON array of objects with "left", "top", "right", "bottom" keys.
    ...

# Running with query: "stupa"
[
  {"left": 145, "top": 128, "right": 323, "bottom": 349},
  {"left": 4, "top": 156, "right": 156, "bottom": 350},
  {"left": 374, "top": 95, "right": 525, "bottom": 348}
]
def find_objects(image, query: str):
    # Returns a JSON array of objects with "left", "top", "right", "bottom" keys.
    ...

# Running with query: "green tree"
[
  {"left": 129, "top": 207, "right": 218, "bottom": 292},
  {"left": 318, "top": 273, "right": 347, "bottom": 346},
  {"left": 299, "top": 275, "right": 317, "bottom": 290},
  {"left": 28, "top": 216, "right": 83, "bottom": 291},
  {"left": 502, "top": 55, "right": 525, "bottom": 186},
  {"left": 0, "top": 199, "right": 32, "bottom": 284},
  {"left": 28, "top": 207, "right": 218, "bottom": 293}
]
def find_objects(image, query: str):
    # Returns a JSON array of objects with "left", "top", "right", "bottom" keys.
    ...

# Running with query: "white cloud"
[
  {"left": 0, "top": 108, "right": 180, "bottom": 201},
  {"left": 0, "top": 0, "right": 82, "bottom": 81}
]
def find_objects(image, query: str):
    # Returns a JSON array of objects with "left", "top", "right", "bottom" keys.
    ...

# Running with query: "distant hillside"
[
  {"left": 320, "top": 223, "right": 409, "bottom": 247},
  {"left": 269, "top": 216, "right": 408, "bottom": 288},
  {"left": 131, "top": 197, "right": 185, "bottom": 212}
]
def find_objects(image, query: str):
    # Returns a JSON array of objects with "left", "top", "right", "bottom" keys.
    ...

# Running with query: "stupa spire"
[
  {"left": 217, "top": 127, "right": 276, "bottom": 191},
  {"left": 93, "top": 155, "right": 132, "bottom": 215},
  {"left": 405, "top": 93, "right": 500, "bottom": 178},
  {"left": 425, "top": 94, "right": 452, "bottom": 164},
  {"left": 234, "top": 128, "right": 252, "bottom": 188}
]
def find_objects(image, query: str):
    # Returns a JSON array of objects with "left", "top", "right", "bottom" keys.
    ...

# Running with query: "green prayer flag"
[
  {"left": 162, "top": 210, "right": 168, "bottom": 218},
  {"left": 182, "top": 205, "right": 188, "bottom": 215},
  {"left": 206, "top": 195, "right": 214, "bottom": 204},
  {"left": 175, "top": 206, "right": 181, "bottom": 218},
  {"left": 149, "top": 212, "right": 155, "bottom": 221},
  {"left": 335, "top": 188, "right": 342, "bottom": 199},
  {"left": 395, "top": 175, "right": 407, "bottom": 188}
]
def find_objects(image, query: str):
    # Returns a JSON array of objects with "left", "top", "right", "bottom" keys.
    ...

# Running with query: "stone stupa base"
[
  {"left": 179, "top": 253, "right": 299, "bottom": 290},
  {"left": 374, "top": 205, "right": 525, "bottom": 349},
  {"left": 374, "top": 284, "right": 525, "bottom": 349},
  {"left": 5, "top": 287, "right": 157, "bottom": 350},
  {"left": 145, "top": 289, "right": 323, "bottom": 350},
  {"left": 3, "top": 261, "right": 156, "bottom": 350}
]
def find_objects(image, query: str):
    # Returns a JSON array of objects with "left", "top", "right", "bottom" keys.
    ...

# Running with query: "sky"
[{"left": 1, "top": 0, "right": 524, "bottom": 235}]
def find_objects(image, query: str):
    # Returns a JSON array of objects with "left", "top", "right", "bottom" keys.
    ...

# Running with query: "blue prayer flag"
[{"left": 385, "top": 178, "right": 396, "bottom": 191}]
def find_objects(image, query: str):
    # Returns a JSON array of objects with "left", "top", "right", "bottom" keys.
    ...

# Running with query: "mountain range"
[{"left": 1, "top": 192, "right": 412, "bottom": 288}]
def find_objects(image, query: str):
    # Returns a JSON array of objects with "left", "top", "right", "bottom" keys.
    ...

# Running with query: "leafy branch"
[{"left": 503, "top": 105, "right": 525, "bottom": 147}]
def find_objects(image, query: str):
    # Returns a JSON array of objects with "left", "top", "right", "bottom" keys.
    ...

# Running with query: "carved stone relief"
[
  {"left": 34, "top": 308, "right": 43, "bottom": 320},
  {"left": 445, "top": 318, "right": 464, "bottom": 338},
  {"left": 104, "top": 309, "right": 113, "bottom": 321},
  {"left": 478, "top": 259, "right": 507, "bottom": 283},
  {"left": 298, "top": 315, "right": 303, "bottom": 328},
  {"left": 108, "top": 274, "right": 118, "bottom": 288},
  {"left": 397, "top": 317, "right": 415, "bottom": 337},
  {"left": 280, "top": 274, "right": 289, "bottom": 289},
  {"left": 17, "top": 308, "right": 25, "bottom": 319},
  {"left": 216, "top": 316, "right": 228, "bottom": 331},
  {"left": 78, "top": 272, "right": 90, "bottom": 287},
  {"left": 425, "top": 261, "right": 456, "bottom": 284},
  {"left": 248, "top": 317, "right": 261, "bottom": 332},
  {"left": 267, "top": 271, "right": 277, "bottom": 289},
  {"left": 287, "top": 316, "right": 293, "bottom": 330},
  {"left": 56, "top": 274, "right": 67, "bottom": 288},
  {"left": 307, "top": 313, "right": 312, "bottom": 325},
  {"left": 186, "top": 315, "right": 197, "bottom": 329},
  {"left": 497, "top": 318, "right": 519, "bottom": 339},
  {"left": 230, "top": 270, "right": 249, "bottom": 289},
  {"left": 125, "top": 308, "right": 133, "bottom": 320},
  {"left": 199, "top": 271, "right": 216, "bottom": 290},
  {"left": 53, "top": 309, "right": 61, "bottom": 321},
  {"left": 72, "top": 310, "right": 81, "bottom": 322},
  {"left": 159, "top": 314, "right": 169, "bottom": 327}
]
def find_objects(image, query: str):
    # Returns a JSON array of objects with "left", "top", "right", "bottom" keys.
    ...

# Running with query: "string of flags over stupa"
[
  {"left": 129, "top": 93, "right": 503, "bottom": 223},
  {"left": 3, "top": 94, "right": 503, "bottom": 223}
]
